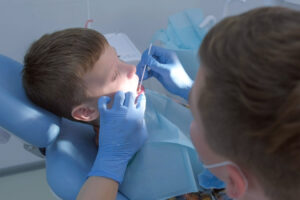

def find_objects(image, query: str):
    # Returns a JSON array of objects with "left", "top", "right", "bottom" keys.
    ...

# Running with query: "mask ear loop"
[
  {"left": 203, "top": 161, "right": 249, "bottom": 192},
  {"left": 203, "top": 161, "right": 233, "bottom": 169}
]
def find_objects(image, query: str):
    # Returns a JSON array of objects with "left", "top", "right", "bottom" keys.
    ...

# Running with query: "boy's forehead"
[
  {"left": 98, "top": 45, "right": 116, "bottom": 62},
  {"left": 93, "top": 45, "right": 117, "bottom": 71},
  {"left": 83, "top": 45, "right": 117, "bottom": 85},
  {"left": 106, "top": 45, "right": 117, "bottom": 54}
]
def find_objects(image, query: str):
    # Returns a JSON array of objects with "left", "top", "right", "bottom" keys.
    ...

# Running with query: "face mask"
[
  {"left": 198, "top": 166, "right": 226, "bottom": 190},
  {"left": 199, "top": 161, "right": 248, "bottom": 198},
  {"left": 198, "top": 166, "right": 230, "bottom": 200}
]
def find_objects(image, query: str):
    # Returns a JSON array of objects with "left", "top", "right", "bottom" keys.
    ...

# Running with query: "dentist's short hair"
[
  {"left": 23, "top": 28, "right": 108, "bottom": 119},
  {"left": 199, "top": 7, "right": 300, "bottom": 200}
]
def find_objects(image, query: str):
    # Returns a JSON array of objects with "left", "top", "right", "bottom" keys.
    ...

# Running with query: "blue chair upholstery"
[
  {"left": 0, "top": 55, "right": 128, "bottom": 200},
  {"left": 0, "top": 54, "right": 60, "bottom": 147}
]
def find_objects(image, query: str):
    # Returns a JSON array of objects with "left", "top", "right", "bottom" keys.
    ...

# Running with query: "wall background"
[{"left": 0, "top": 0, "right": 299, "bottom": 63}]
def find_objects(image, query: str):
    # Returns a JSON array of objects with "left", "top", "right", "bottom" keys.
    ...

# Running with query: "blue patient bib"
[
  {"left": 47, "top": 90, "right": 219, "bottom": 200},
  {"left": 151, "top": 8, "right": 215, "bottom": 80}
]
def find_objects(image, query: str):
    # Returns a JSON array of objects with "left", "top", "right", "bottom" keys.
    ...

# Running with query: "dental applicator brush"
[{"left": 138, "top": 43, "right": 152, "bottom": 92}]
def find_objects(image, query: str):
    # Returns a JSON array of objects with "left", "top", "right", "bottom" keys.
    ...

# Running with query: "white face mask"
[
  {"left": 203, "top": 161, "right": 234, "bottom": 169},
  {"left": 202, "top": 161, "right": 249, "bottom": 199}
]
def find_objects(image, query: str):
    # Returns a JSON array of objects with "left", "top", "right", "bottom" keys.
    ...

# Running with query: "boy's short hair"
[
  {"left": 198, "top": 7, "right": 300, "bottom": 200},
  {"left": 23, "top": 28, "right": 108, "bottom": 119}
]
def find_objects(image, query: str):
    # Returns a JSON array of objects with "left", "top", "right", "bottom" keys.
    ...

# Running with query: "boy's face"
[{"left": 71, "top": 44, "right": 139, "bottom": 123}]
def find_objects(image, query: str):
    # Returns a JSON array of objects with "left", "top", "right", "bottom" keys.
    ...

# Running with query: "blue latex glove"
[
  {"left": 136, "top": 46, "right": 193, "bottom": 101},
  {"left": 88, "top": 91, "right": 148, "bottom": 184}
]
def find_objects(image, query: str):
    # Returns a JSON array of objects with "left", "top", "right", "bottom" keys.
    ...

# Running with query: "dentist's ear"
[
  {"left": 71, "top": 104, "right": 99, "bottom": 122},
  {"left": 225, "top": 165, "right": 248, "bottom": 199}
]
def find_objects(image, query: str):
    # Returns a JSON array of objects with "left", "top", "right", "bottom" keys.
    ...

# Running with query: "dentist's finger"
[
  {"left": 98, "top": 96, "right": 111, "bottom": 112},
  {"left": 136, "top": 93, "right": 146, "bottom": 112},
  {"left": 112, "top": 91, "right": 126, "bottom": 109},
  {"left": 124, "top": 92, "right": 135, "bottom": 107}
]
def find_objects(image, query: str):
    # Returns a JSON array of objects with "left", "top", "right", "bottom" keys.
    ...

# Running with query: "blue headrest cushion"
[{"left": 0, "top": 55, "right": 61, "bottom": 147}]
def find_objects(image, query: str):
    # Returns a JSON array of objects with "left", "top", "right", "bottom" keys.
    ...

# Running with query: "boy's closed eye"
[{"left": 111, "top": 70, "right": 119, "bottom": 81}]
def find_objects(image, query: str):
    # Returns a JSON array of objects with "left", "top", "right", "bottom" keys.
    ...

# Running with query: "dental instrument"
[{"left": 138, "top": 43, "right": 152, "bottom": 92}]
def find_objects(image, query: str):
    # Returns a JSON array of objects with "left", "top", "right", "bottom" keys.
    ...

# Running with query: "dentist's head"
[{"left": 189, "top": 6, "right": 300, "bottom": 200}]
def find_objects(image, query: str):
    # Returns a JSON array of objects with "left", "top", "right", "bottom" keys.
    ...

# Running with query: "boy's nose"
[{"left": 126, "top": 64, "right": 136, "bottom": 79}]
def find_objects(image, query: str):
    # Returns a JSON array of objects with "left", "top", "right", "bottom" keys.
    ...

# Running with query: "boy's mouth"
[{"left": 137, "top": 85, "right": 145, "bottom": 96}]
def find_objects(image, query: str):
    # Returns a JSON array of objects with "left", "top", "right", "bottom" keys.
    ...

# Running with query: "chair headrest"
[{"left": 0, "top": 55, "right": 61, "bottom": 147}]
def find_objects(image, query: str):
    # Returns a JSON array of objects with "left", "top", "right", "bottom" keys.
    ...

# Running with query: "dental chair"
[
  {"left": 0, "top": 54, "right": 205, "bottom": 200},
  {"left": 0, "top": 54, "right": 128, "bottom": 200}
]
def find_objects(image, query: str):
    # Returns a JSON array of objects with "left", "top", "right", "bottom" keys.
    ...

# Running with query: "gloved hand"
[
  {"left": 88, "top": 91, "right": 148, "bottom": 184},
  {"left": 136, "top": 46, "right": 193, "bottom": 101}
]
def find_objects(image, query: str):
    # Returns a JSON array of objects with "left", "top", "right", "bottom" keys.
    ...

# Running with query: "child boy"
[{"left": 22, "top": 28, "right": 207, "bottom": 200}]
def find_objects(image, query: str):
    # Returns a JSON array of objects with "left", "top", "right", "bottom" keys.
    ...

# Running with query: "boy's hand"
[
  {"left": 88, "top": 91, "right": 148, "bottom": 184},
  {"left": 136, "top": 46, "right": 193, "bottom": 101}
]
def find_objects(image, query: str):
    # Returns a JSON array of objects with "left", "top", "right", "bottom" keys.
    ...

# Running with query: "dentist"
[{"left": 78, "top": 7, "right": 300, "bottom": 200}]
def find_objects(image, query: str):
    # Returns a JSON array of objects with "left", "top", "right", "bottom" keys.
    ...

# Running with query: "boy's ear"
[
  {"left": 225, "top": 165, "right": 248, "bottom": 199},
  {"left": 71, "top": 104, "right": 99, "bottom": 122}
]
